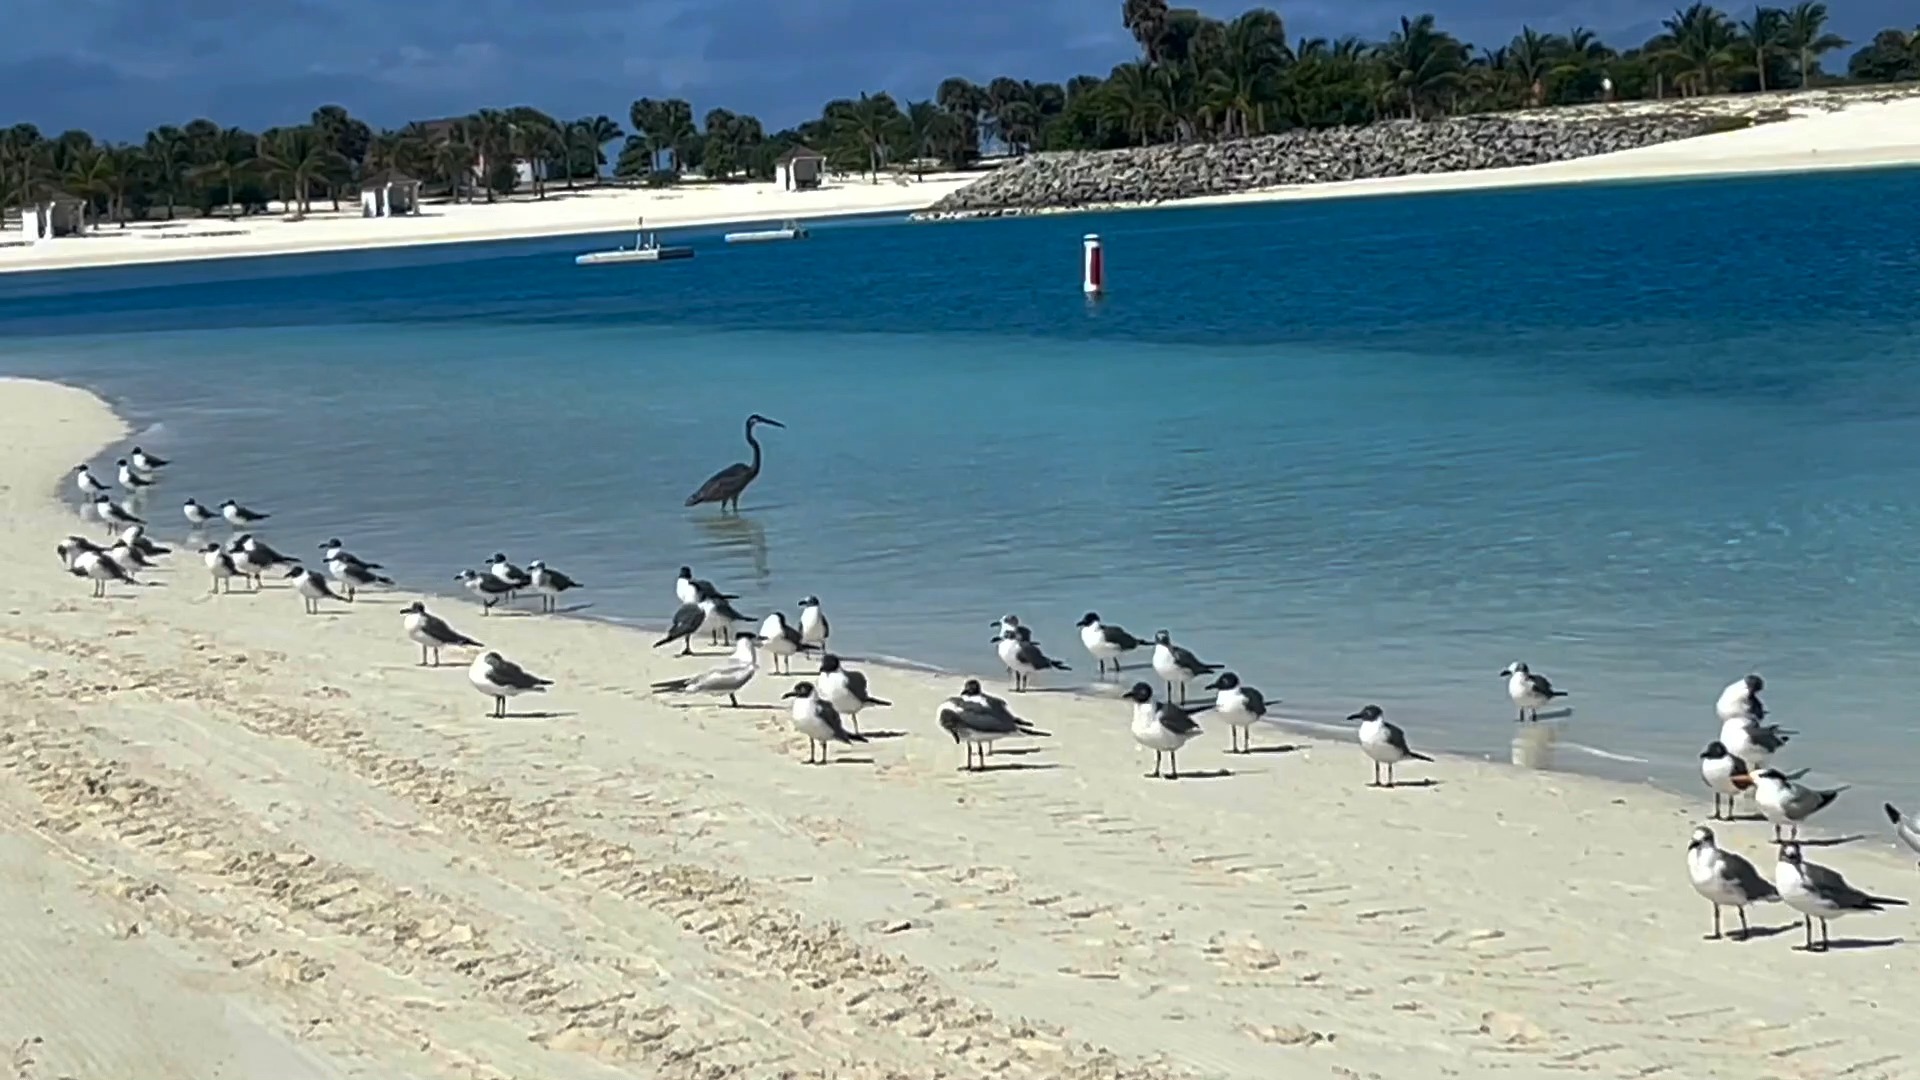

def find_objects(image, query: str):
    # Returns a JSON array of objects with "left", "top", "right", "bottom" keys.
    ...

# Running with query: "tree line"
[{"left": 2, "top": 1, "right": 1917, "bottom": 227}]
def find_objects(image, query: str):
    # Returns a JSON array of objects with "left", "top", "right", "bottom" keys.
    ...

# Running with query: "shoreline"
[
  {"left": 7, "top": 90, "right": 1919, "bottom": 279},
  {"left": 6, "top": 373, "right": 1920, "bottom": 1078}
]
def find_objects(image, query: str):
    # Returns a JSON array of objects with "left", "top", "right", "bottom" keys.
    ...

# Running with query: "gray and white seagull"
[
  {"left": 651, "top": 633, "right": 761, "bottom": 707},
  {"left": 938, "top": 678, "right": 1051, "bottom": 770}
]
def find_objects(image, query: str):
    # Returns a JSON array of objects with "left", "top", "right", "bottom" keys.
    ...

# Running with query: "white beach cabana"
[
  {"left": 358, "top": 169, "right": 424, "bottom": 218},
  {"left": 20, "top": 192, "right": 86, "bottom": 242},
  {"left": 775, "top": 146, "right": 825, "bottom": 192}
]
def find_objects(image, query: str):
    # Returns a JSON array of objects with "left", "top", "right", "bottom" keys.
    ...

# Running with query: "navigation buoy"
[{"left": 1082, "top": 234, "right": 1104, "bottom": 296}]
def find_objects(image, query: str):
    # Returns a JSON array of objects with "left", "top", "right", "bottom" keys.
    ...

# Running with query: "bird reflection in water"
[
  {"left": 693, "top": 511, "right": 770, "bottom": 583},
  {"left": 1511, "top": 713, "right": 1563, "bottom": 770}
]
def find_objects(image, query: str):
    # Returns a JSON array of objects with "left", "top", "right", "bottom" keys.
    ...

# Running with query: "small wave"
[{"left": 1555, "top": 741, "right": 1650, "bottom": 764}]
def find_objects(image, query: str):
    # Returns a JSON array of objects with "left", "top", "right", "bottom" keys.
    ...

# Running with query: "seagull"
[
  {"left": 782, "top": 681, "right": 868, "bottom": 764},
  {"left": 455, "top": 569, "right": 516, "bottom": 613},
  {"left": 697, "top": 594, "right": 752, "bottom": 646},
  {"left": 991, "top": 613, "right": 1022, "bottom": 637},
  {"left": 651, "top": 633, "right": 760, "bottom": 707},
  {"left": 93, "top": 495, "right": 143, "bottom": 535},
  {"left": 1775, "top": 842, "right": 1906, "bottom": 951},
  {"left": 939, "top": 679, "right": 1050, "bottom": 770},
  {"left": 1122, "top": 681, "right": 1207, "bottom": 780},
  {"left": 318, "top": 539, "right": 381, "bottom": 571},
  {"left": 1208, "top": 671, "right": 1275, "bottom": 753},
  {"left": 1701, "top": 747, "right": 1805, "bottom": 821},
  {"left": 401, "top": 601, "right": 483, "bottom": 666},
  {"left": 115, "top": 458, "right": 155, "bottom": 490},
  {"left": 200, "top": 543, "right": 241, "bottom": 593},
  {"left": 73, "top": 464, "right": 110, "bottom": 497},
  {"left": 182, "top": 498, "right": 213, "bottom": 528},
  {"left": 486, "top": 553, "right": 531, "bottom": 599},
  {"left": 1076, "top": 612, "right": 1149, "bottom": 677},
  {"left": 71, "top": 548, "right": 136, "bottom": 598},
  {"left": 220, "top": 499, "right": 269, "bottom": 526},
  {"left": 526, "top": 560, "right": 580, "bottom": 613},
  {"left": 994, "top": 625, "right": 1070, "bottom": 692},
  {"left": 326, "top": 554, "right": 392, "bottom": 600},
  {"left": 1686, "top": 825, "right": 1779, "bottom": 941},
  {"left": 1752, "top": 768, "right": 1845, "bottom": 842},
  {"left": 468, "top": 651, "right": 552, "bottom": 718},
  {"left": 1884, "top": 804, "right": 1920, "bottom": 866},
  {"left": 818, "top": 653, "right": 890, "bottom": 735},
  {"left": 108, "top": 539, "right": 154, "bottom": 573},
  {"left": 1500, "top": 661, "right": 1567, "bottom": 722},
  {"left": 798, "top": 595, "right": 830, "bottom": 657},
  {"left": 1150, "top": 630, "right": 1223, "bottom": 705},
  {"left": 674, "top": 565, "right": 737, "bottom": 607},
  {"left": 1720, "top": 714, "right": 1793, "bottom": 768},
  {"left": 285, "top": 564, "right": 350, "bottom": 614},
  {"left": 758, "top": 611, "right": 812, "bottom": 675},
  {"left": 129, "top": 447, "right": 169, "bottom": 473},
  {"left": 55, "top": 536, "right": 103, "bottom": 571},
  {"left": 119, "top": 525, "right": 168, "bottom": 560},
  {"left": 1351, "top": 704, "right": 1431, "bottom": 787},
  {"left": 1716, "top": 673, "right": 1766, "bottom": 722},
  {"left": 654, "top": 601, "right": 706, "bottom": 655},
  {"left": 235, "top": 535, "right": 294, "bottom": 586}
]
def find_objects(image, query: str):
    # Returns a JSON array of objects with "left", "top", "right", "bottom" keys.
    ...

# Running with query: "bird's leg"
[
  {"left": 680, "top": 640, "right": 692, "bottom": 657},
  {"left": 1386, "top": 764, "right": 1397, "bottom": 788},
  {"left": 1801, "top": 915, "right": 1813, "bottom": 950},
  {"left": 728, "top": 692, "right": 739, "bottom": 708},
  {"left": 1819, "top": 919, "right": 1830, "bottom": 951},
  {"left": 1736, "top": 906, "right": 1750, "bottom": 941},
  {"left": 1147, "top": 751, "right": 1161, "bottom": 779},
  {"left": 1167, "top": 751, "right": 1179, "bottom": 781},
  {"left": 1707, "top": 903, "right": 1721, "bottom": 940},
  {"left": 1370, "top": 762, "right": 1380, "bottom": 787}
]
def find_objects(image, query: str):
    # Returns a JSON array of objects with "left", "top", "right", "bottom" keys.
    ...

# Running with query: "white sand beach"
[
  {"left": 3, "top": 373, "right": 1918, "bottom": 1079},
  {"left": 0, "top": 173, "right": 977, "bottom": 276},
  {"left": 5, "top": 89, "right": 1918, "bottom": 277}
]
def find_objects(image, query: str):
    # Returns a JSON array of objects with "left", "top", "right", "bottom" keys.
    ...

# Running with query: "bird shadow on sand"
[
  {"left": 1157, "top": 769, "right": 1234, "bottom": 781},
  {"left": 1798, "top": 936, "right": 1903, "bottom": 952},
  {"left": 962, "top": 761, "right": 1060, "bottom": 773},
  {"left": 500, "top": 711, "right": 576, "bottom": 721},
  {"left": 1238, "top": 744, "right": 1305, "bottom": 755},
  {"left": 853, "top": 729, "right": 908, "bottom": 740},
  {"left": 1375, "top": 779, "right": 1443, "bottom": 790},
  {"left": 1789, "top": 833, "right": 1867, "bottom": 848},
  {"left": 818, "top": 756, "right": 874, "bottom": 766},
  {"left": 989, "top": 747, "right": 1045, "bottom": 756},
  {"left": 1719, "top": 923, "right": 1797, "bottom": 941},
  {"left": 548, "top": 602, "right": 595, "bottom": 615}
]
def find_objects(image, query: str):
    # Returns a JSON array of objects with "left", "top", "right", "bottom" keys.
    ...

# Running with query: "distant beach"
[{"left": 4, "top": 88, "right": 1918, "bottom": 276}]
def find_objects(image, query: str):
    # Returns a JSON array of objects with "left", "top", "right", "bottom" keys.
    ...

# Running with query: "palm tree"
[
  {"left": 1378, "top": 14, "right": 1469, "bottom": 119},
  {"left": 1738, "top": 6, "right": 1786, "bottom": 90},
  {"left": 1779, "top": 2, "right": 1848, "bottom": 86},
  {"left": 829, "top": 92, "right": 907, "bottom": 179},
  {"left": 189, "top": 127, "right": 256, "bottom": 219},
  {"left": 256, "top": 126, "right": 345, "bottom": 217},
  {"left": 1508, "top": 27, "right": 1557, "bottom": 103},
  {"left": 143, "top": 126, "right": 192, "bottom": 219},
  {"left": 1122, "top": 0, "right": 1172, "bottom": 64},
  {"left": 905, "top": 100, "right": 953, "bottom": 177},
  {"left": 1100, "top": 62, "right": 1170, "bottom": 144},
  {"left": 64, "top": 145, "right": 116, "bottom": 229},
  {"left": 1206, "top": 9, "right": 1286, "bottom": 136},
  {"left": 1656, "top": 3, "right": 1738, "bottom": 95}
]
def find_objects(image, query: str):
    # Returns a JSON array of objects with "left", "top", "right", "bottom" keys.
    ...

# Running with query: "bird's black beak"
[
  {"left": 780, "top": 687, "right": 801, "bottom": 699},
  {"left": 1346, "top": 711, "right": 1365, "bottom": 721},
  {"left": 1498, "top": 669, "right": 1510, "bottom": 677},
  {"left": 1205, "top": 677, "right": 1226, "bottom": 690},
  {"left": 761, "top": 417, "right": 786, "bottom": 428}
]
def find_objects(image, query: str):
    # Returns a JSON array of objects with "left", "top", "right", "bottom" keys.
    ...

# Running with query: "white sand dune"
[{"left": 2, "top": 373, "right": 1918, "bottom": 1078}]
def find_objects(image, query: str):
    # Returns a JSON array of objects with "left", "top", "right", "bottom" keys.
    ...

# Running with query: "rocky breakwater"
[{"left": 916, "top": 114, "right": 1733, "bottom": 219}]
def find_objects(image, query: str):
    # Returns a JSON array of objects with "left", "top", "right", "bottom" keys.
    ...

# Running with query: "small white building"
[
  {"left": 20, "top": 193, "right": 86, "bottom": 241},
  {"left": 775, "top": 146, "right": 824, "bottom": 192},
  {"left": 359, "top": 170, "right": 423, "bottom": 218}
]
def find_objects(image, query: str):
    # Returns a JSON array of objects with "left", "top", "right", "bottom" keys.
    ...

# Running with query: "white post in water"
[{"left": 1082, "top": 233, "right": 1105, "bottom": 296}]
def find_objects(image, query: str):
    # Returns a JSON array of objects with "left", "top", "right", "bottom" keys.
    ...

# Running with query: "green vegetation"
[{"left": 1, "top": 2, "right": 1915, "bottom": 227}]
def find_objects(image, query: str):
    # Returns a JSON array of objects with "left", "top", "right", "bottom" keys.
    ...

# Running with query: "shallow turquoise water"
[{"left": 4, "top": 168, "right": 1919, "bottom": 821}]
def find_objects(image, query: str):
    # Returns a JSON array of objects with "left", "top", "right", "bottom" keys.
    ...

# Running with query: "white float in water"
[{"left": 1082, "top": 233, "right": 1105, "bottom": 296}]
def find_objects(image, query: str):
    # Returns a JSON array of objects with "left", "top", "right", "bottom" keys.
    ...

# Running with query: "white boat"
[
  {"left": 575, "top": 227, "right": 693, "bottom": 266},
  {"left": 724, "top": 219, "right": 809, "bottom": 244}
]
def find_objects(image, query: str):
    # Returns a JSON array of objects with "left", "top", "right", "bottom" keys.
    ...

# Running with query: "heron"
[{"left": 685, "top": 414, "right": 785, "bottom": 512}]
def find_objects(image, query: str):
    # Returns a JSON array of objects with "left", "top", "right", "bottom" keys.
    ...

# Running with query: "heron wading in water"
[{"left": 686, "top": 414, "right": 785, "bottom": 512}]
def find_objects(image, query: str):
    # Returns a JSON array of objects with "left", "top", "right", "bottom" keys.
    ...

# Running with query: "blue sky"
[{"left": 2, "top": 0, "right": 1902, "bottom": 139}]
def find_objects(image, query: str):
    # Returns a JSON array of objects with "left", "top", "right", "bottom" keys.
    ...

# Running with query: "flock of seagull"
[{"left": 52, "top": 448, "right": 1920, "bottom": 955}]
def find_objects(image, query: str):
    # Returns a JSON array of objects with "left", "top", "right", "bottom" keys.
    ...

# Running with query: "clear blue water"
[{"left": 5, "top": 168, "right": 1920, "bottom": 823}]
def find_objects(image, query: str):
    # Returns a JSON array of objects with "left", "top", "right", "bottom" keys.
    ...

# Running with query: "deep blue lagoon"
[{"left": 4, "top": 166, "right": 1919, "bottom": 817}]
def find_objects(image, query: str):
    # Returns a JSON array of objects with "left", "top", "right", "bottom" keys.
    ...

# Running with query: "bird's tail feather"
[
  {"left": 1407, "top": 751, "right": 1434, "bottom": 762},
  {"left": 1048, "top": 660, "right": 1070, "bottom": 670},
  {"left": 1870, "top": 895, "right": 1910, "bottom": 907},
  {"left": 1019, "top": 725, "right": 1053, "bottom": 738},
  {"left": 1888, "top": 803, "right": 1906, "bottom": 825},
  {"left": 844, "top": 730, "right": 870, "bottom": 743},
  {"left": 375, "top": 575, "right": 394, "bottom": 585},
  {"left": 1548, "top": 689, "right": 1568, "bottom": 698},
  {"left": 651, "top": 678, "right": 693, "bottom": 692},
  {"left": 1781, "top": 767, "right": 1810, "bottom": 780},
  {"left": 865, "top": 695, "right": 892, "bottom": 707}
]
